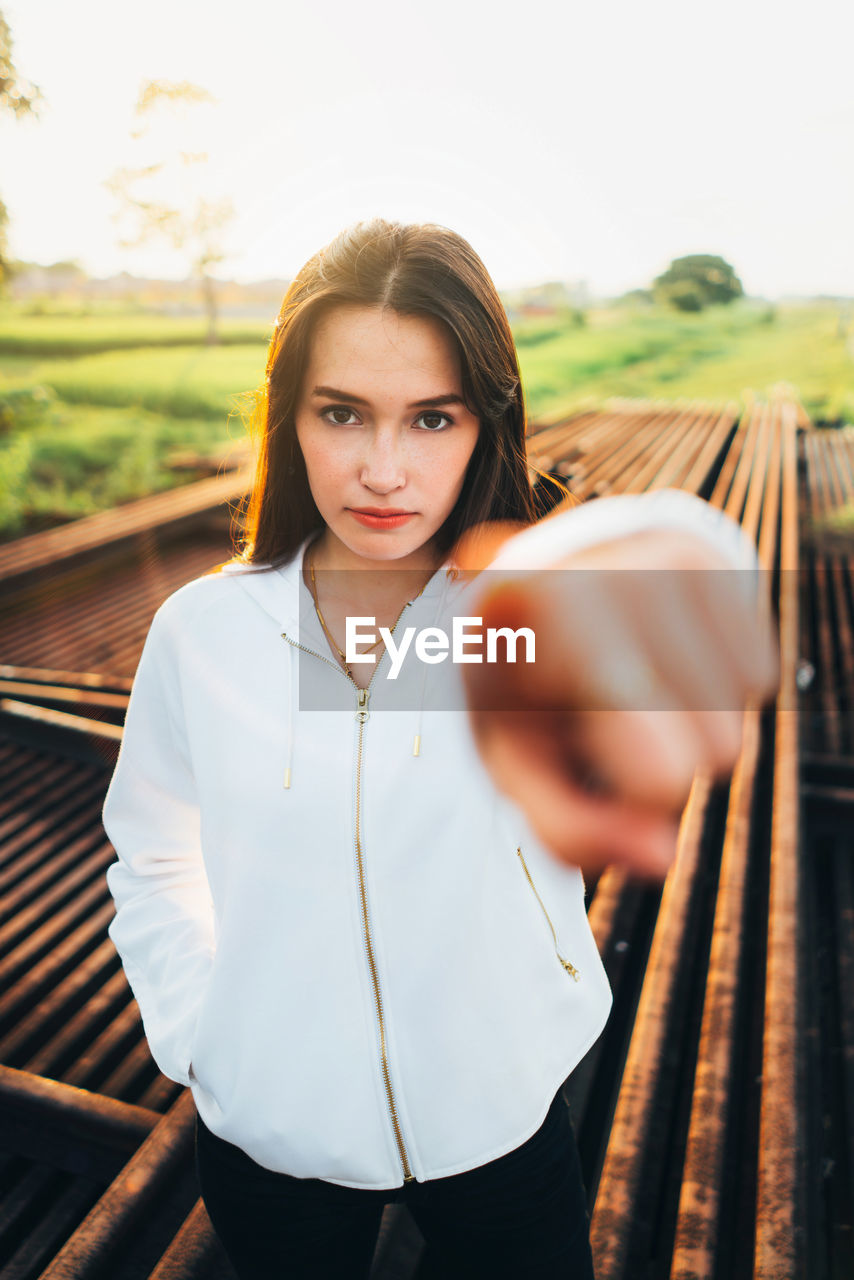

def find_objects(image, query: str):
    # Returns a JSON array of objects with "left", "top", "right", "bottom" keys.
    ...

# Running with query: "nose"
[{"left": 359, "top": 426, "right": 406, "bottom": 494}]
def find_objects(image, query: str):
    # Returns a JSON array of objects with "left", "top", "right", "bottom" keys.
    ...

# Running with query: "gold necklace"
[{"left": 308, "top": 549, "right": 431, "bottom": 681}]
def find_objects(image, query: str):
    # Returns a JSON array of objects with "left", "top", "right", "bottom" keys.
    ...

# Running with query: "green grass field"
[
  {"left": 0, "top": 308, "right": 273, "bottom": 357},
  {"left": 514, "top": 302, "right": 853, "bottom": 422},
  {"left": 24, "top": 344, "right": 267, "bottom": 418},
  {"left": 1, "top": 298, "right": 851, "bottom": 541}
]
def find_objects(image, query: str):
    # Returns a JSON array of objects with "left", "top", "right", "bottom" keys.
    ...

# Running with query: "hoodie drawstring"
[
  {"left": 411, "top": 566, "right": 457, "bottom": 759},
  {"left": 283, "top": 641, "right": 295, "bottom": 789},
  {"left": 284, "top": 562, "right": 460, "bottom": 783}
]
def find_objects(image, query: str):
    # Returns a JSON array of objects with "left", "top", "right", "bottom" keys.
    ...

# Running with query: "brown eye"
[
  {"left": 416, "top": 412, "right": 451, "bottom": 431},
  {"left": 322, "top": 407, "right": 359, "bottom": 426}
]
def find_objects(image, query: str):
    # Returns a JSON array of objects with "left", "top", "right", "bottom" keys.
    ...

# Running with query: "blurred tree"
[
  {"left": 653, "top": 255, "right": 744, "bottom": 311},
  {"left": 0, "top": 10, "right": 41, "bottom": 115},
  {"left": 0, "top": 9, "right": 43, "bottom": 283},
  {"left": 107, "top": 80, "right": 234, "bottom": 343},
  {"left": 0, "top": 198, "right": 8, "bottom": 280},
  {"left": 620, "top": 288, "right": 654, "bottom": 305},
  {"left": 658, "top": 278, "right": 706, "bottom": 312}
]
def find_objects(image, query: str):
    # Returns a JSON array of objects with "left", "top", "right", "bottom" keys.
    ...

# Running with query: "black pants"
[{"left": 195, "top": 1091, "right": 595, "bottom": 1279}]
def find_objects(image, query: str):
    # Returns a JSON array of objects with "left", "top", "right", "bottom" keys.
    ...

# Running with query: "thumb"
[{"left": 448, "top": 520, "right": 528, "bottom": 581}]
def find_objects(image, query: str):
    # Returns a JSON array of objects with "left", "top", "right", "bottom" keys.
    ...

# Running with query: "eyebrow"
[{"left": 311, "top": 385, "right": 466, "bottom": 409}]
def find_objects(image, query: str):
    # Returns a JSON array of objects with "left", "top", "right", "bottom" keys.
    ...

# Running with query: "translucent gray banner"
[{"left": 292, "top": 567, "right": 784, "bottom": 713}]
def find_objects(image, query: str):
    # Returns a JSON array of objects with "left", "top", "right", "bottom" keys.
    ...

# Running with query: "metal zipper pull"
[
  {"left": 356, "top": 687, "right": 370, "bottom": 723},
  {"left": 516, "top": 847, "right": 581, "bottom": 982}
]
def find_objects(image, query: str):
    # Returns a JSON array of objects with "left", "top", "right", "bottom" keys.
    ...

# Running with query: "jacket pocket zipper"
[{"left": 516, "top": 847, "right": 580, "bottom": 982}]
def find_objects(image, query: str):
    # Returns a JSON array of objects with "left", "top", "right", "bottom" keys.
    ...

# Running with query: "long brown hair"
[{"left": 233, "top": 219, "right": 569, "bottom": 567}]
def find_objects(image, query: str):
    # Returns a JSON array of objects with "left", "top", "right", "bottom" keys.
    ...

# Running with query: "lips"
[
  {"left": 350, "top": 508, "right": 414, "bottom": 516},
  {"left": 348, "top": 508, "right": 418, "bottom": 529}
]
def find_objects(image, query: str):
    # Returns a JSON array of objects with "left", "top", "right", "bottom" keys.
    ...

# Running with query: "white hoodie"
[{"left": 102, "top": 491, "right": 757, "bottom": 1189}]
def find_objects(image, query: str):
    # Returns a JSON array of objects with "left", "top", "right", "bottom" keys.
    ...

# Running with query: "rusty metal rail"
[
  {"left": 0, "top": 530, "right": 229, "bottom": 675},
  {"left": 590, "top": 398, "right": 779, "bottom": 1278},
  {"left": 0, "top": 466, "right": 252, "bottom": 589},
  {"left": 526, "top": 398, "right": 737, "bottom": 502},
  {"left": 795, "top": 425, "right": 854, "bottom": 1280}
]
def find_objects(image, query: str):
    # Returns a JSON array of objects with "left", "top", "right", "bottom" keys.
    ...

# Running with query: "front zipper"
[
  {"left": 515, "top": 847, "right": 581, "bottom": 982},
  {"left": 281, "top": 626, "right": 416, "bottom": 1184}
]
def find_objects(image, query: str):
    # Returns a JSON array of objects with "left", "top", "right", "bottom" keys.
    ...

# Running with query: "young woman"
[{"left": 102, "top": 220, "right": 776, "bottom": 1279}]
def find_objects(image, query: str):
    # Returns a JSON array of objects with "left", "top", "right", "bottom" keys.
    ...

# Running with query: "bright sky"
[{"left": 2, "top": 0, "right": 853, "bottom": 298}]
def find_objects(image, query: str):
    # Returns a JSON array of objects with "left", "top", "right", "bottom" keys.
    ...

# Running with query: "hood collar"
[
  {"left": 220, "top": 537, "right": 465, "bottom": 788},
  {"left": 220, "top": 534, "right": 461, "bottom": 635}
]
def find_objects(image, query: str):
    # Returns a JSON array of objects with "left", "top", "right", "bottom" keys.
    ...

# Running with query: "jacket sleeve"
[
  {"left": 102, "top": 600, "right": 216, "bottom": 1087},
  {"left": 485, "top": 488, "right": 759, "bottom": 575}
]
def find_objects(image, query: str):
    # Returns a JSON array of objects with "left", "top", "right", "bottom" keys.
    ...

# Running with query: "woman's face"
[{"left": 294, "top": 304, "right": 481, "bottom": 569}]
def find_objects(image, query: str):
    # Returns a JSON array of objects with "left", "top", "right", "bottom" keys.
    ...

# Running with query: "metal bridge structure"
[{"left": 0, "top": 398, "right": 851, "bottom": 1279}]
